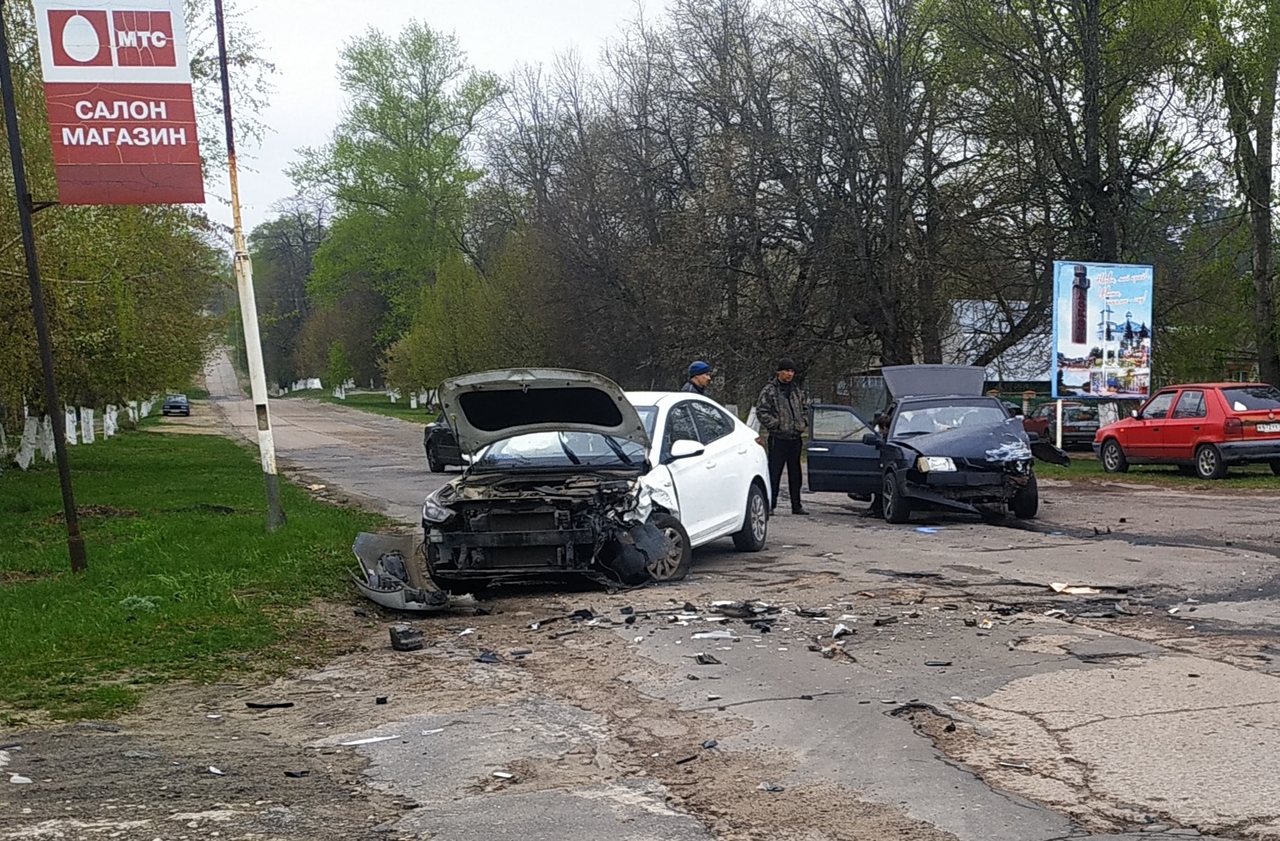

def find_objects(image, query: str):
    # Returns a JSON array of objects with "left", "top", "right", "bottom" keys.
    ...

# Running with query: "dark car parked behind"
[
  {"left": 423, "top": 413, "right": 465, "bottom": 472},
  {"left": 161, "top": 394, "right": 190, "bottom": 417}
]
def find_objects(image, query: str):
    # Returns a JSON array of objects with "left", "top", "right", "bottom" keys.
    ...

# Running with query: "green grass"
[
  {"left": 0, "top": 431, "right": 386, "bottom": 720},
  {"left": 1038, "top": 453, "right": 1280, "bottom": 490},
  {"left": 281, "top": 389, "right": 435, "bottom": 424}
]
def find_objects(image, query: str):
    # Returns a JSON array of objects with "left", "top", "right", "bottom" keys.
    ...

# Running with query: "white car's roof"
[{"left": 625, "top": 390, "right": 682, "bottom": 407}]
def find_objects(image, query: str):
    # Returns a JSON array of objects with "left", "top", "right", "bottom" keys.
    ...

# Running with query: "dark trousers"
[{"left": 767, "top": 436, "right": 803, "bottom": 511}]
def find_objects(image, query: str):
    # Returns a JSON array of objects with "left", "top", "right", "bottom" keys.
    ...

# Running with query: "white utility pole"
[{"left": 215, "top": 0, "right": 284, "bottom": 530}]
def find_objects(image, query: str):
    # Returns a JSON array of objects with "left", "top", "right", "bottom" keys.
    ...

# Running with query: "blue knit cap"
[{"left": 689, "top": 361, "right": 712, "bottom": 376}]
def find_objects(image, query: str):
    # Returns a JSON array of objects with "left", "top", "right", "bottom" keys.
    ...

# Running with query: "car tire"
[
  {"left": 648, "top": 513, "right": 693, "bottom": 582},
  {"left": 1194, "top": 444, "right": 1227, "bottom": 480},
  {"left": 882, "top": 470, "right": 911, "bottom": 524},
  {"left": 732, "top": 483, "right": 769, "bottom": 552},
  {"left": 1011, "top": 474, "right": 1039, "bottom": 519},
  {"left": 1100, "top": 439, "right": 1129, "bottom": 474},
  {"left": 426, "top": 441, "right": 445, "bottom": 473}
]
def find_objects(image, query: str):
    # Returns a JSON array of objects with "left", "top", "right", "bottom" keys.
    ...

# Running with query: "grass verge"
[
  {"left": 1038, "top": 453, "right": 1280, "bottom": 490},
  {"left": 0, "top": 430, "right": 386, "bottom": 721},
  {"left": 282, "top": 389, "right": 435, "bottom": 425}
]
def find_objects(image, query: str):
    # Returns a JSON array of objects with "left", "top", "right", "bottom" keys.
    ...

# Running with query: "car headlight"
[
  {"left": 422, "top": 490, "right": 455, "bottom": 525},
  {"left": 916, "top": 456, "right": 957, "bottom": 473}
]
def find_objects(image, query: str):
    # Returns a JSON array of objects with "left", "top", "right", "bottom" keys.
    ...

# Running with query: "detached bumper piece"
[{"left": 352, "top": 532, "right": 452, "bottom": 612}]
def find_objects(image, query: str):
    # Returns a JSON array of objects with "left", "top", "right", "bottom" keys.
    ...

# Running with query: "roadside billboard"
[
  {"left": 1051, "top": 261, "right": 1153, "bottom": 399},
  {"left": 33, "top": 0, "right": 204, "bottom": 204}
]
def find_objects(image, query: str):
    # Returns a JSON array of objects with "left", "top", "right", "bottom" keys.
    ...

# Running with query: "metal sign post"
[
  {"left": 0, "top": 0, "right": 86, "bottom": 571},
  {"left": 214, "top": 0, "right": 284, "bottom": 531}
]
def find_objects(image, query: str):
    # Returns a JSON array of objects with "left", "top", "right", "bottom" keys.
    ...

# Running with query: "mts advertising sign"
[{"left": 33, "top": 0, "right": 204, "bottom": 204}]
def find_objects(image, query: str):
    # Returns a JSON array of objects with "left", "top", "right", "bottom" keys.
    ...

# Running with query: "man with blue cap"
[{"left": 682, "top": 361, "right": 713, "bottom": 395}]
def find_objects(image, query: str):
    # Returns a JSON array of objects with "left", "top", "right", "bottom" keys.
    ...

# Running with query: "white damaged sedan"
[{"left": 414, "top": 369, "right": 771, "bottom": 593}]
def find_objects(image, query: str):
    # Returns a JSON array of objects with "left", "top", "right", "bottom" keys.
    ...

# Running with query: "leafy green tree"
[{"left": 291, "top": 21, "right": 502, "bottom": 341}]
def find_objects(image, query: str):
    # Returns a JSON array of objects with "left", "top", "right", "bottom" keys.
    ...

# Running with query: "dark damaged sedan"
[{"left": 807, "top": 365, "right": 1068, "bottom": 523}]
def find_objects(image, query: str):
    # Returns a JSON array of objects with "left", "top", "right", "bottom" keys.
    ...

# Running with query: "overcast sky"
[{"left": 207, "top": 0, "right": 664, "bottom": 235}]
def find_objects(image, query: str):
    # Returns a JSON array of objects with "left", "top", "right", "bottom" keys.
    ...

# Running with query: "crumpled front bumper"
[{"left": 900, "top": 469, "right": 1025, "bottom": 513}]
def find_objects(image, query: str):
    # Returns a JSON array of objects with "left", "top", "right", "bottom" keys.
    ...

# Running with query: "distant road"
[{"left": 202, "top": 349, "right": 450, "bottom": 524}]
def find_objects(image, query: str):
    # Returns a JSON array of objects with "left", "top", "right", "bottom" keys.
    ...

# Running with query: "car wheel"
[
  {"left": 1011, "top": 474, "right": 1039, "bottom": 519},
  {"left": 1194, "top": 444, "right": 1227, "bottom": 480},
  {"left": 732, "top": 483, "right": 769, "bottom": 552},
  {"left": 1100, "top": 439, "right": 1128, "bottom": 474},
  {"left": 648, "top": 513, "right": 693, "bottom": 582},
  {"left": 882, "top": 471, "right": 911, "bottom": 524},
  {"left": 426, "top": 442, "right": 445, "bottom": 473}
]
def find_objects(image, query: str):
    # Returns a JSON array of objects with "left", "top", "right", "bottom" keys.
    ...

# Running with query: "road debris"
[
  {"left": 694, "top": 653, "right": 723, "bottom": 665},
  {"left": 703, "top": 740, "right": 718, "bottom": 749},
  {"left": 389, "top": 625, "right": 424, "bottom": 651},
  {"left": 675, "top": 755, "right": 698, "bottom": 765},
  {"left": 692, "top": 630, "right": 739, "bottom": 640},
  {"left": 493, "top": 771, "right": 515, "bottom": 780},
  {"left": 758, "top": 781, "right": 785, "bottom": 792},
  {"left": 873, "top": 616, "right": 898, "bottom": 627},
  {"left": 924, "top": 660, "right": 952, "bottom": 667},
  {"left": 339, "top": 735, "right": 400, "bottom": 746},
  {"left": 476, "top": 651, "right": 501, "bottom": 664},
  {"left": 208, "top": 766, "right": 225, "bottom": 776},
  {"left": 284, "top": 770, "right": 310, "bottom": 778},
  {"left": 997, "top": 762, "right": 1031, "bottom": 771},
  {"left": 375, "top": 696, "right": 388, "bottom": 705},
  {"left": 1050, "top": 582, "right": 1102, "bottom": 595},
  {"left": 832, "top": 623, "right": 853, "bottom": 639},
  {"left": 245, "top": 701, "right": 294, "bottom": 710},
  {"left": 8, "top": 774, "right": 32, "bottom": 784}
]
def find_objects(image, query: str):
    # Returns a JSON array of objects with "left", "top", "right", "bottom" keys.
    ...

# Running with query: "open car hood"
[
  {"left": 883, "top": 365, "right": 986, "bottom": 398},
  {"left": 895, "top": 416, "right": 1071, "bottom": 467},
  {"left": 438, "top": 368, "right": 649, "bottom": 453}
]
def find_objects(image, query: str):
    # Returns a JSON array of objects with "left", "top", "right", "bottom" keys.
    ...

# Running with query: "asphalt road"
[{"left": 6, "top": 354, "right": 1276, "bottom": 841}]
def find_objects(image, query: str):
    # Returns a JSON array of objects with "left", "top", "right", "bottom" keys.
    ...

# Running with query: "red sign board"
[{"left": 34, "top": 0, "right": 203, "bottom": 205}]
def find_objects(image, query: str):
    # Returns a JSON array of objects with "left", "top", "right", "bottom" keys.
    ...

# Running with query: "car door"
[
  {"left": 687, "top": 400, "right": 744, "bottom": 537},
  {"left": 1162, "top": 389, "right": 1206, "bottom": 461},
  {"left": 807, "top": 404, "right": 882, "bottom": 497},
  {"left": 1126, "top": 390, "right": 1177, "bottom": 458},
  {"left": 659, "top": 401, "right": 720, "bottom": 542}
]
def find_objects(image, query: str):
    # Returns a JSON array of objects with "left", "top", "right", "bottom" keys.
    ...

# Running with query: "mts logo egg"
[{"left": 49, "top": 10, "right": 112, "bottom": 66}]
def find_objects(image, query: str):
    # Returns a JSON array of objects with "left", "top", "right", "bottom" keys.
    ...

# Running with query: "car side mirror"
[
  {"left": 1131, "top": 410, "right": 1139, "bottom": 419},
  {"left": 862, "top": 432, "right": 883, "bottom": 446},
  {"left": 668, "top": 439, "right": 705, "bottom": 461}
]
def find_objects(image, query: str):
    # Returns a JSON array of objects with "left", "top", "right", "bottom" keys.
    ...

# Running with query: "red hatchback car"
[{"left": 1093, "top": 383, "right": 1280, "bottom": 479}]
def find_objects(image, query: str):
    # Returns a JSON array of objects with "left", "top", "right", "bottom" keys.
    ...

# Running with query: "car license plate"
[{"left": 1257, "top": 422, "right": 1280, "bottom": 434}]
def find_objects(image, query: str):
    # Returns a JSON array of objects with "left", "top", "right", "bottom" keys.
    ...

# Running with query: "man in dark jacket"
[
  {"left": 682, "top": 361, "right": 712, "bottom": 395},
  {"left": 756, "top": 358, "right": 810, "bottom": 514}
]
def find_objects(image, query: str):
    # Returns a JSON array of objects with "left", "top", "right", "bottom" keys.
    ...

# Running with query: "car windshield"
[
  {"left": 473, "top": 431, "right": 646, "bottom": 470},
  {"left": 635, "top": 406, "right": 657, "bottom": 439},
  {"left": 1223, "top": 386, "right": 1280, "bottom": 412},
  {"left": 892, "top": 399, "right": 1009, "bottom": 437}
]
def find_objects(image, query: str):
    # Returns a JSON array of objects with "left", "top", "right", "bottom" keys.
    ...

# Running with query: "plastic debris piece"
[
  {"left": 634, "top": 636, "right": 644, "bottom": 643},
  {"left": 421, "top": 728, "right": 445, "bottom": 735},
  {"left": 692, "top": 630, "right": 739, "bottom": 640},
  {"left": 621, "top": 606, "right": 634, "bottom": 615},
  {"left": 625, "top": 615, "right": 636, "bottom": 625},
  {"left": 284, "top": 770, "right": 310, "bottom": 778},
  {"left": 570, "top": 609, "right": 595, "bottom": 621},
  {"left": 702, "top": 739, "right": 718, "bottom": 749},
  {"left": 511, "top": 649, "right": 533, "bottom": 657},
  {"left": 694, "top": 653, "right": 722, "bottom": 665},
  {"left": 683, "top": 602, "right": 698, "bottom": 612},
  {"left": 797, "top": 607, "right": 827, "bottom": 618},
  {"left": 390, "top": 625, "right": 424, "bottom": 651},
  {"left": 758, "top": 781, "right": 785, "bottom": 792},
  {"left": 873, "top": 616, "right": 898, "bottom": 627},
  {"left": 675, "top": 755, "right": 698, "bottom": 765},
  {"left": 925, "top": 660, "right": 952, "bottom": 667},
  {"left": 375, "top": 696, "right": 388, "bottom": 705},
  {"left": 997, "top": 762, "right": 1030, "bottom": 771},
  {"left": 1050, "top": 582, "right": 1101, "bottom": 595},
  {"left": 832, "top": 623, "right": 853, "bottom": 639},
  {"left": 476, "top": 651, "right": 500, "bottom": 664},
  {"left": 8, "top": 774, "right": 32, "bottom": 784},
  {"left": 205, "top": 714, "right": 222, "bottom": 720},
  {"left": 458, "top": 628, "right": 476, "bottom": 636},
  {"left": 339, "top": 735, "right": 400, "bottom": 746},
  {"left": 1168, "top": 607, "right": 1180, "bottom": 614},
  {"left": 245, "top": 702, "right": 294, "bottom": 710},
  {"left": 707, "top": 694, "right": 723, "bottom": 701},
  {"left": 208, "top": 766, "right": 225, "bottom": 776},
  {"left": 493, "top": 771, "right": 515, "bottom": 780}
]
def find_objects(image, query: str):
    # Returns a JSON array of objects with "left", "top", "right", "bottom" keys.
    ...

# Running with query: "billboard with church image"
[{"left": 1051, "top": 261, "right": 1153, "bottom": 399}]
